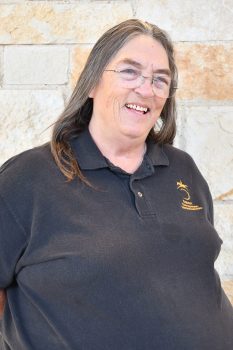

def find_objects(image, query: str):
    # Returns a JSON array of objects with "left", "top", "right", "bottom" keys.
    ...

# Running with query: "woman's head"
[
  {"left": 88, "top": 34, "right": 173, "bottom": 144},
  {"left": 51, "top": 19, "right": 178, "bottom": 180}
]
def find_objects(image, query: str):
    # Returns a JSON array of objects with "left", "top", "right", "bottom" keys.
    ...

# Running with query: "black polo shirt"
[{"left": 0, "top": 129, "right": 233, "bottom": 349}]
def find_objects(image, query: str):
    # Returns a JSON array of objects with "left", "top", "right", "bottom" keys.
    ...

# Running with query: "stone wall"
[{"left": 0, "top": 0, "right": 232, "bottom": 303}]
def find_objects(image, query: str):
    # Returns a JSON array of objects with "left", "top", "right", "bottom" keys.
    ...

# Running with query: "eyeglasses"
[{"left": 105, "top": 68, "right": 177, "bottom": 98}]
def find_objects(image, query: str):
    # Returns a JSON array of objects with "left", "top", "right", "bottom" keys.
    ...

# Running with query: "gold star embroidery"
[{"left": 177, "top": 180, "right": 203, "bottom": 211}]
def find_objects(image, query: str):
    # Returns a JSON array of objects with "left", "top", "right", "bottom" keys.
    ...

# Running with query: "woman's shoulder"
[
  {"left": 0, "top": 143, "right": 57, "bottom": 195},
  {"left": 162, "top": 143, "right": 211, "bottom": 197},
  {"left": 162, "top": 143, "right": 196, "bottom": 165},
  {"left": 0, "top": 144, "right": 53, "bottom": 178},
  {"left": 0, "top": 143, "right": 52, "bottom": 174}
]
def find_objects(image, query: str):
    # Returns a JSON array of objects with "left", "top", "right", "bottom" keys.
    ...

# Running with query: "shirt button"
[{"left": 137, "top": 191, "right": 143, "bottom": 198}]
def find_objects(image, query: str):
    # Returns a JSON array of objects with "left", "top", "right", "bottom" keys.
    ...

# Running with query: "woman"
[{"left": 0, "top": 19, "right": 232, "bottom": 349}]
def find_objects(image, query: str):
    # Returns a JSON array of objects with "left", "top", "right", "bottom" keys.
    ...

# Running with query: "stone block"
[
  {"left": 0, "top": 1, "right": 23, "bottom": 3},
  {"left": 175, "top": 43, "right": 233, "bottom": 101},
  {"left": 70, "top": 45, "right": 92, "bottom": 90},
  {"left": 0, "top": 2, "right": 132, "bottom": 44},
  {"left": 135, "top": 0, "right": 233, "bottom": 41},
  {"left": 178, "top": 105, "right": 233, "bottom": 200},
  {"left": 0, "top": 47, "right": 3, "bottom": 86},
  {"left": 0, "top": 90, "right": 64, "bottom": 165},
  {"left": 214, "top": 203, "right": 233, "bottom": 278},
  {"left": 222, "top": 280, "right": 233, "bottom": 305},
  {"left": 4, "top": 46, "right": 69, "bottom": 85}
]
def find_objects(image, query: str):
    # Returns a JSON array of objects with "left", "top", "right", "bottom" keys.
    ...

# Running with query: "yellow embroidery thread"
[{"left": 177, "top": 180, "right": 203, "bottom": 211}]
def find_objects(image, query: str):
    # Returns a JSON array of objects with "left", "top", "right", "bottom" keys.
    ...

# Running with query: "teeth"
[{"left": 126, "top": 104, "right": 148, "bottom": 113}]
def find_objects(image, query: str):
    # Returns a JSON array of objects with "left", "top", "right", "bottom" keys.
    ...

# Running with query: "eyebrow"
[{"left": 117, "top": 58, "right": 171, "bottom": 77}]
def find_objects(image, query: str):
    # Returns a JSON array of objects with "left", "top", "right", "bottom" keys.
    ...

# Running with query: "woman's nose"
[{"left": 134, "top": 76, "right": 155, "bottom": 98}]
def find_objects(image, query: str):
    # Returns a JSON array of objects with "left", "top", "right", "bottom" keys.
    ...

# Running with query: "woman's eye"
[
  {"left": 122, "top": 68, "right": 136, "bottom": 73},
  {"left": 120, "top": 68, "right": 138, "bottom": 76},
  {"left": 153, "top": 76, "right": 169, "bottom": 86}
]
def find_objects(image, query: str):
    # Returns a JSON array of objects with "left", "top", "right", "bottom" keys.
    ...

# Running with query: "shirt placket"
[{"left": 129, "top": 157, "right": 156, "bottom": 217}]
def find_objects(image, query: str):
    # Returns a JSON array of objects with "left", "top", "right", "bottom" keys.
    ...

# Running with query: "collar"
[
  {"left": 70, "top": 129, "right": 108, "bottom": 170},
  {"left": 70, "top": 129, "right": 169, "bottom": 170},
  {"left": 146, "top": 139, "right": 169, "bottom": 167}
]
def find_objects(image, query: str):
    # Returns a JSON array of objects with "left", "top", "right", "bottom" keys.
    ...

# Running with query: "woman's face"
[{"left": 89, "top": 34, "right": 170, "bottom": 145}]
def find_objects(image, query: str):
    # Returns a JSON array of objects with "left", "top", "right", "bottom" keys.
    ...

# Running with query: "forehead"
[{"left": 108, "top": 34, "right": 169, "bottom": 70}]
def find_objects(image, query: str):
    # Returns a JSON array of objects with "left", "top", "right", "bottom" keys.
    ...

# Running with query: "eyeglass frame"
[{"left": 104, "top": 68, "right": 178, "bottom": 98}]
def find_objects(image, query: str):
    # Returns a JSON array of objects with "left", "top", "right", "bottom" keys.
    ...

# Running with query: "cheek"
[
  {"left": 149, "top": 100, "right": 167, "bottom": 124},
  {"left": 105, "top": 91, "right": 123, "bottom": 114},
  {"left": 155, "top": 99, "right": 167, "bottom": 115},
  {"left": 113, "top": 99, "right": 123, "bottom": 120}
]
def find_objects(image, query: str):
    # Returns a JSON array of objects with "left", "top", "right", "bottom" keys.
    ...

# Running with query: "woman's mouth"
[{"left": 125, "top": 103, "right": 150, "bottom": 115}]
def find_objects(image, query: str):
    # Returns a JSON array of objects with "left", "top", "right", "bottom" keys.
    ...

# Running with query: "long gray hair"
[{"left": 51, "top": 19, "right": 178, "bottom": 182}]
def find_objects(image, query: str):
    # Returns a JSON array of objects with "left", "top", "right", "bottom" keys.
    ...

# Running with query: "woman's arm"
[{"left": 0, "top": 289, "right": 6, "bottom": 318}]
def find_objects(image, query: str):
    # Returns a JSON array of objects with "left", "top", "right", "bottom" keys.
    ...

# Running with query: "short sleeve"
[{"left": 0, "top": 194, "right": 28, "bottom": 288}]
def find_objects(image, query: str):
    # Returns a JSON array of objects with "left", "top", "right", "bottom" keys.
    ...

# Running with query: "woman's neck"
[{"left": 88, "top": 127, "right": 147, "bottom": 173}]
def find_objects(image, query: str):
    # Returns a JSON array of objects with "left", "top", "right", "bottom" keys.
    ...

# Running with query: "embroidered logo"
[{"left": 177, "top": 180, "right": 203, "bottom": 211}]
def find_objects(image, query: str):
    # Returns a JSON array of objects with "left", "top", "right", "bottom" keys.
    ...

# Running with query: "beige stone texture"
[
  {"left": 178, "top": 105, "right": 233, "bottom": 200},
  {"left": 175, "top": 43, "right": 233, "bottom": 100},
  {"left": 70, "top": 45, "right": 92, "bottom": 89},
  {"left": 0, "top": 47, "right": 3, "bottom": 86},
  {"left": 0, "top": 2, "right": 132, "bottom": 44},
  {"left": 0, "top": 90, "right": 64, "bottom": 165},
  {"left": 135, "top": 0, "right": 233, "bottom": 41},
  {"left": 214, "top": 203, "right": 233, "bottom": 278},
  {"left": 222, "top": 280, "right": 233, "bottom": 305},
  {"left": 0, "top": 1, "right": 23, "bottom": 3},
  {"left": 4, "top": 46, "right": 69, "bottom": 85}
]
